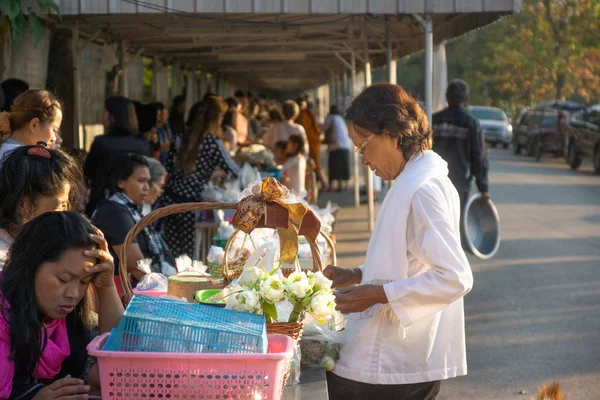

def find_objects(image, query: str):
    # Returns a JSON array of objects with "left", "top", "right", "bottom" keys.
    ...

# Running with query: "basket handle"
[
  {"left": 222, "top": 229, "right": 337, "bottom": 279},
  {"left": 118, "top": 202, "right": 237, "bottom": 305}
]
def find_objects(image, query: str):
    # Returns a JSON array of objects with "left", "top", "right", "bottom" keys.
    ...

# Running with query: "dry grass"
[{"left": 534, "top": 381, "right": 565, "bottom": 400}]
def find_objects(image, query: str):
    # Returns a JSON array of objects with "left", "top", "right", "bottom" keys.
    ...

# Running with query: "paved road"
[
  {"left": 437, "top": 148, "right": 600, "bottom": 399},
  {"left": 323, "top": 148, "right": 600, "bottom": 399}
]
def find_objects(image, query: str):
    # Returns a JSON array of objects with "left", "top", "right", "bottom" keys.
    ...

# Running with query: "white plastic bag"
[{"left": 135, "top": 272, "right": 168, "bottom": 292}]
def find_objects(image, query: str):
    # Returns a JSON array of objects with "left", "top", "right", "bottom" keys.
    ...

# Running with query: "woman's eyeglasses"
[{"left": 355, "top": 134, "right": 375, "bottom": 156}]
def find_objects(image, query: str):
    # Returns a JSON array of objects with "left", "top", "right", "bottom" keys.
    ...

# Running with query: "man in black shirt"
[{"left": 432, "top": 79, "right": 490, "bottom": 218}]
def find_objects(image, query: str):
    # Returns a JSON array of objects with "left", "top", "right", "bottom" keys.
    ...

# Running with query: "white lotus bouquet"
[{"left": 226, "top": 266, "right": 336, "bottom": 324}]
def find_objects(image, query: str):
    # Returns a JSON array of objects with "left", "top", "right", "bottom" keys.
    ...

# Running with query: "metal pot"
[{"left": 463, "top": 194, "right": 501, "bottom": 259}]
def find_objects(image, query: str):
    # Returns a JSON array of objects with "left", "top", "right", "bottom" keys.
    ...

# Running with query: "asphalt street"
[{"left": 324, "top": 147, "right": 600, "bottom": 399}]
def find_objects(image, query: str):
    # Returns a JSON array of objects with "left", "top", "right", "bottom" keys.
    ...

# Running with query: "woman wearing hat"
[{"left": 325, "top": 83, "right": 473, "bottom": 400}]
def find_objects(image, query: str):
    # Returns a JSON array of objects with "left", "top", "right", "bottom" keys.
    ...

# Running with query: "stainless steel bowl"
[{"left": 463, "top": 195, "right": 501, "bottom": 259}]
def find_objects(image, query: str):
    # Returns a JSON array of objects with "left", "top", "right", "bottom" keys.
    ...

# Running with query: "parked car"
[
  {"left": 512, "top": 101, "right": 585, "bottom": 161},
  {"left": 468, "top": 106, "right": 512, "bottom": 148},
  {"left": 565, "top": 104, "right": 600, "bottom": 173}
]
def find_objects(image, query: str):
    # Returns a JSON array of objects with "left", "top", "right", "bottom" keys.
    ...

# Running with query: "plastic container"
[
  {"left": 88, "top": 332, "right": 296, "bottom": 400},
  {"left": 104, "top": 295, "right": 267, "bottom": 354},
  {"left": 132, "top": 288, "right": 167, "bottom": 298},
  {"left": 260, "top": 168, "right": 283, "bottom": 181},
  {"left": 195, "top": 289, "right": 226, "bottom": 308}
]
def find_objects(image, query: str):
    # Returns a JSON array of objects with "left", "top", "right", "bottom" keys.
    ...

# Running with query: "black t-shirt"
[{"left": 92, "top": 200, "right": 138, "bottom": 275}]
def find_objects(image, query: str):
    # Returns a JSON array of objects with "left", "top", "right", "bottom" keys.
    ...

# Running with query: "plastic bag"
[
  {"left": 175, "top": 255, "right": 208, "bottom": 275},
  {"left": 135, "top": 272, "right": 168, "bottom": 292},
  {"left": 300, "top": 312, "right": 347, "bottom": 366},
  {"left": 137, "top": 258, "right": 153, "bottom": 275}
]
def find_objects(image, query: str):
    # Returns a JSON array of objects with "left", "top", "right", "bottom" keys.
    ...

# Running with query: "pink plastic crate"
[
  {"left": 132, "top": 289, "right": 167, "bottom": 298},
  {"left": 87, "top": 333, "right": 295, "bottom": 400}
]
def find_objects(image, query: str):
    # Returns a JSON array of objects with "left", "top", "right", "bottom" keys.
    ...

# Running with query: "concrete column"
[
  {"left": 351, "top": 51, "right": 360, "bottom": 209},
  {"left": 386, "top": 19, "right": 397, "bottom": 85},
  {"left": 423, "top": 17, "right": 434, "bottom": 124},
  {"left": 72, "top": 27, "right": 81, "bottom": 149},
  {"left": 364, "top": 37, "right": 374, "bottom": 232}
]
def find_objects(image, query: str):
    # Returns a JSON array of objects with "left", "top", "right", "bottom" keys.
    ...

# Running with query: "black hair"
[
  {"left": 202, "top": 92, "right": 216, "bottom": 101},
  {"left": 172, "top": 95, "right": 185, "bottom": 108},
  {"left": 446, "top": 79, "right": 470, "bottom": 106},
  {"left": 104, "top": 96, "right": 139, "bottom": 136},
  {"left": 225, "top": 97, "right": 239, "bottom": 110},
  {"left": 269, "top": 108, "right": 284, "bottom": 122},
  {"left": 234, "top": 90, "right": 247, "bottom": 99},
  {"left": 222, "top": 108, "right": 238, "bottom": 129},
  {"left": 0, "top": 211, "right": 96, "bottom": 379},
  {"left": 288, "top": 135, "right": 305, "bottom": 156},
  {"left": 275, "top": 141, "right": 288, "bottom": 151},
  {"left": 330, "top": 105, "right": 340, "bottom": 115},
  {"left": 102, "top": 153, "right": 149, "bottom": 195},
  {"left": 0, "top": 78, "right": 29, "bottom": 112},
  {"left": 0, "top": 146, "right": 81, "bottom": 235},
  {"left": 134, "top": 102, "right": 158, "bottom": 134},
  {"left": 153, "top": 102, "right": 166, "bottom": 111},
  {"left": 186, "top": 101, "right": 204, "bottom": 128}
]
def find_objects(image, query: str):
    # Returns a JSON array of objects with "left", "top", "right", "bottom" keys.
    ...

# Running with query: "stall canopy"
[{"left": 47, "top": 0, "right": 522, "bottom": 93}]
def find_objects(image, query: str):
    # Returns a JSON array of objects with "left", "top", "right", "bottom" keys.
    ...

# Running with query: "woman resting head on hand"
[
  {"left": 0, "top": 144, "right": 82, "bottom": 270},
  {"left": 0, "top": 211, "right": 123, "bottom": 399}
]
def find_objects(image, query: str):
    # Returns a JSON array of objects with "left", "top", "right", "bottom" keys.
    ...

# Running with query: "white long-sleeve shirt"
[{"left": 334, "top": 151, "right": 473, "bottom": 385}]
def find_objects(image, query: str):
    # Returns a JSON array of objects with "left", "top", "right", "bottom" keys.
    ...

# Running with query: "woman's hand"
[
  {"left": 84, "top": 229, "right": 116, "bottom": 291},
  {"left": 323, "top": 265, "right": 362, "bottom": 288},
  {"left": 32, "top": 376, "right": 90, "bottom": 399},
  {"left": 334, "top": 285, "right": 388, "bottom": 314}
]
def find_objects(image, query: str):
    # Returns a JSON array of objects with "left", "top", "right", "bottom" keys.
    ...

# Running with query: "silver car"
[{"left": 469, "top": 106, "right": 513, "bottom": 148}]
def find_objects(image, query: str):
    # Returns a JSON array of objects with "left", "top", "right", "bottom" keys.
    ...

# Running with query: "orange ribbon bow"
[{"left": 233, "top": 178, "right": 321, "bottom": 266}]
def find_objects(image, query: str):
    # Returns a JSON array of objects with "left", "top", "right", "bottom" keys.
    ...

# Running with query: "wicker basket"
[
  {"left": 222, "top": 229, "right": 337, "bottom": 280},
  {"left": 222, "top": 229, "right": 335, "bottom": 342},
  {"left": 118, "top": 200, "right": 336, "bottom": 343},
  {"left": 118, "top": 202, "right": 237, "bottom": 305}
]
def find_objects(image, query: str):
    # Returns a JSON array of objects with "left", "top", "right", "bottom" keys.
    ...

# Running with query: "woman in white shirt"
[
  {"left": 262, "top": 101, "right": 309, "bottom": 156},
  {"left": 324, "top": 83, "right": 473, "bottom": 400},
  {"left": 282, "top": 135, "right": 307, "bottom": 196}
]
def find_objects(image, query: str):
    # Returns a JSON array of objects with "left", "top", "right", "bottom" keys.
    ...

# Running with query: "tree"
[
  {"left": 481, "top": 0, "right": 600, "bottom": 107},
  {"left": 0, "top": 0, "right": 60, "bottom": 45}
]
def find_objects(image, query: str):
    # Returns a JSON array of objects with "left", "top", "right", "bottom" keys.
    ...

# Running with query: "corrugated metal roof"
[
  {"left": 43, "top": 0, "right": 521, "bottom": 91},
  {"left": 53, "top": 0, "right": 521, "bottom": 15}
]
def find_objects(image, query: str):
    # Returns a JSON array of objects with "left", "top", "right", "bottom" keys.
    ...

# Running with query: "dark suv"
[
  {"left": 512, "top": 102, "right": 585, "bottom": 162},
  {"left": 566, "top": 105, "right": 600, "bottom": 173}
]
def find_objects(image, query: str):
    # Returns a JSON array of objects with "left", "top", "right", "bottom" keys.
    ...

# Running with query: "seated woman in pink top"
[{"left": 0, "top": 212, "right": 123, "bottom": 399}]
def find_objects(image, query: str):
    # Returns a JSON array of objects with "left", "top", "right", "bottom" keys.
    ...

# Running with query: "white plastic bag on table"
[
  {"left": 135, "top": 272, "right": 168, "bottom": 292},
  {"left": 300, "top": 312, "right": 347, "bottom": 367}
]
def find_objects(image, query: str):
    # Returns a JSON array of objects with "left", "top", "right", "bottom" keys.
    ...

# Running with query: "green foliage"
[{"left": 0, "top": 0, "right": 60, "bottom": 45}]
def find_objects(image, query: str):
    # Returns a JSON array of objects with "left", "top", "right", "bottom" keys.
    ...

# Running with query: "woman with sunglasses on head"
[{"left": 324, "top": 84, "right": 473, "bottom": 400}]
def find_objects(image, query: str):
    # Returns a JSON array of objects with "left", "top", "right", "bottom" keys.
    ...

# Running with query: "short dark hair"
[
  {"left": 105, "top": 96, "right": 139, "bottom": 136},
  {"left": 269, "top": 108, "right": 284, "bottom": 122},
  {"left": 345, "top": 83, "right": 432, "bottom": 159},
  {"left": 275, "top": 141, "right": 288, "bottom": 151},
  {"left": 330, "top": 105, "right": 340, "bottom": 115},
  {"left": 0, "top": 78, "right": 29, "bottom": 112},
  {"left": 446, "top": 79, "right": 470, "bottom": 105},
  {"left": 172, "top": 95, "right": 185, "bottom": 108},
  {"left": 103, "top": 153, "right": 149, "bottom": 195},
  {"left": 153, "top": 102, "right": 166, "bottom": 111},
  {"left": 225, "top": 97, "right": 240, "bottom": 109},
  {"left": 282, "top": 100, "right": 299, "bottom": 120},
  {"left": 134, "top": 102, "right": 158, "bottom": 134},
  {"left": 288, "top": 135, "right": 305, "bottom": 156},
  {"left": 234, "top": 90, "right": 247, "bottom": 99},
  {"left": 0, "top": 146, "right": 81, "bottom": 232},
  {"left": 1, "top": 211, "right": 96, "bottom": 379}
]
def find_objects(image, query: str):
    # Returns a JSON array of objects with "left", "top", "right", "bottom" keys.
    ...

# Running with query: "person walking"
[
  {"left": 325, "top": 83, "right": 472, "bottom": 400},
  {"left": 432, "top": 79, "right": 489, "bottom": 218}
]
